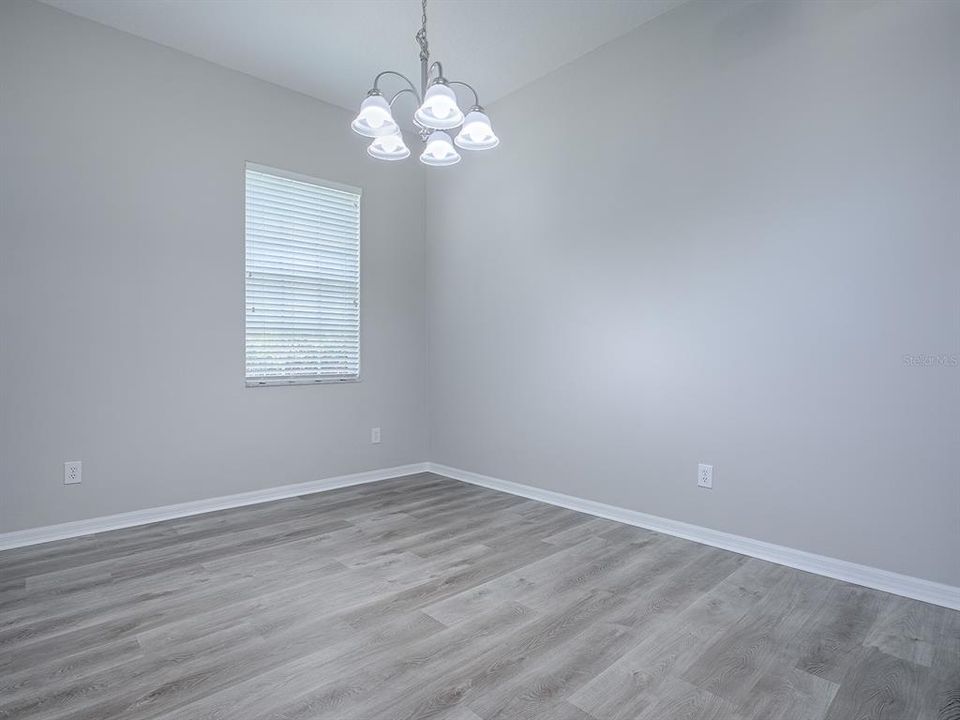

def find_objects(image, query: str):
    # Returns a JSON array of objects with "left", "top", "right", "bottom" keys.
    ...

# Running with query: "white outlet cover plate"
[
  {"left": 371, "top": 427, "right": 381, "bottom": 444},
  {"left": 64, "top": 461, "right": 82, "bottom": 485},
  {"left": 698, "top": 463, "right": 713, "bottom": 489}
]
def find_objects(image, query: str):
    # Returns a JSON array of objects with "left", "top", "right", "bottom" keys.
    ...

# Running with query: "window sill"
[{"left": 245, "top": 376, "right": 361, "bottom": 388}]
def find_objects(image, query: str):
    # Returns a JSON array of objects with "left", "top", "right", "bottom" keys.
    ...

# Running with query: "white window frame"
[{"left": 244, "top": 162, "right": 362, "bottom": 387}]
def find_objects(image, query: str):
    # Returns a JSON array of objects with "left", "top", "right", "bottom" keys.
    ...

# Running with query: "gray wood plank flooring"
[{"left": 1, "top": 473, "right": 957, "bottom": 720}]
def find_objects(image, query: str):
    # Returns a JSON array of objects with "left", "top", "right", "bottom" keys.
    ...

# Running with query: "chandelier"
[{"left": 350, "top": 0, "right": 499, "bottom": 166}]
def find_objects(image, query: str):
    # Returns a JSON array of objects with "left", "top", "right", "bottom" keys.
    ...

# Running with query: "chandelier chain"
[{"left": 415, "top": 0, "right": 429, "bottom": 63}]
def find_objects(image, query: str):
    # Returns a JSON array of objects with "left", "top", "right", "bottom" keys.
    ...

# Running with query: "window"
[{"left": 245, "top": 163, "right": 361, "bottom": 386}]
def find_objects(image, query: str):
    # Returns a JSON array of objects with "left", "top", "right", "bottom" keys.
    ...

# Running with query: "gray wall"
[
  {"left": 427, "top": 0, "right": 960, "bottom": 585},
  {"left": 2, "top": 0, "right": 958, "bottom": 588},
  {"left": 0, "top": 0, "right": 428, "bottom": 532}
]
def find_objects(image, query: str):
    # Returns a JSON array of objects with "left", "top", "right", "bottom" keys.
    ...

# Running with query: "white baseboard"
[
  {"left": 0, "top": 462, "right": 430, "bottom": 551},
  {"left": 428, "top": 462, "right": 960, "bottom": 611},
  {"left": 4, "top": 459, "right": 956, "bottom": 611}
]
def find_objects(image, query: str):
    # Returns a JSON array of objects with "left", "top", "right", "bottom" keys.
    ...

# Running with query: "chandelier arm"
[
  {"left": 372, "top": 70, "right": 420, "bottom": 100},
  {"left": 389, "top": 87, "right": 421, "bottom": 107},
  {"left": 446, "top": 80, "right": 481, "bottom": 109}
]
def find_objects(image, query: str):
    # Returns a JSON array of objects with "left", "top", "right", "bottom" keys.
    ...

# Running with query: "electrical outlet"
[
  {"left": 371, "top": 427, "right": 381, "bottom": 444},
  {"left": 64, "top": 461, "right": 82, "bottom": 485},
  {"left": 697, "top": 463, "right": 713, "bottom": 489}
]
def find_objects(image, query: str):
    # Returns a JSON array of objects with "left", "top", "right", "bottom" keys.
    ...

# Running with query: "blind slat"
[{"left": 245, "top": 166, "right": 361, "bottom": 383}]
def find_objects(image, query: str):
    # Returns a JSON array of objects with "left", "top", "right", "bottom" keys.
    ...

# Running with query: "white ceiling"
[{"left": 42, "top": 0, "right": 685, "bottom": 117}]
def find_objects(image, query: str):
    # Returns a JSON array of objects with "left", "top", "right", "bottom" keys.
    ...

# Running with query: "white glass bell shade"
[
  {"left": 414, "top": 84, "right": 464, "bottom": 130},
  {"left": 351, "top": 94, "right": 397, "bottom": 137},
  {"left": 454, "top": 110, "right": 499, "bottom": 151},
  {"left": 367, "top": 132, "right": 410, "bottom": 161},
  {"left": 419, "top": 131, "right": 461, "bottom": 167}
]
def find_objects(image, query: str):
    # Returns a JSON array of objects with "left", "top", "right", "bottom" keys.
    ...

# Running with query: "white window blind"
[{"left": 245, "top": 164, "right": 361, "bottom": 386}]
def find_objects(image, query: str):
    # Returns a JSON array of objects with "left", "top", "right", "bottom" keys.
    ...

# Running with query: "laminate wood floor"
[{"left": 1, "top": 473, "right": 957, "bottom": 720}]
